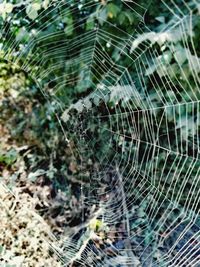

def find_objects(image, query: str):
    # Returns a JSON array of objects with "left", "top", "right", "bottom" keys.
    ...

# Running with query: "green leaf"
[
  {"left": 125, "top": 11, "right": 134, "bottom": 25},
  {"left": 98, "top": 8, "right": 107, "bottom": 25},
  {"left": 0, "top": 2, "right": 13, "bottom": 19},
  {"left": 62, "top": 12, "right": 73, "bottom": 25},
  {"left": 42, "top": 0, "right": 49, "bottom": 10},
  {"left": 4, "top": 3, "right": 13, "bottom": 13},
  {"left": 32, "top": 3, "right": 41, "bottom": 11},
  {"left": 26, "top": 3, "right": 41, "bottom": 20},
  {"left": 63, "top": 13, "right": 74, "bottom": 36},
  {"left": 119, "top": 13, "right": 126, "bottom": 25},
  {"left": 16, "top": 27, "right": 29, "bottom": 42},
  {"left": 107, "top": 3, "right": 120, "bottom": 18},
  {"left": 155, "top": 16, "right": 165, "bottom": 23},
  {"left": 86, "top": 17, "right": 95, "bottom": 30},
  {"left": 174, "top": 46, "right": 187, "bottom": 65},
  {"left": 0, "top": 148, "right": 18, "bottom": 166},
  {"left": 28, "top": 169, "right": 46, "bottom": 182},
  {"left": 89, "top": 219, "right": 104, "bottom": 231},
  {"left": 64, "top": 26, "right": 73, "bottom": 36}
]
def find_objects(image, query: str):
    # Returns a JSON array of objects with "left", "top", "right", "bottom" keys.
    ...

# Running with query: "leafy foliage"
[{"left": 0, "top": 0, "right": 200, "bottom": 266}]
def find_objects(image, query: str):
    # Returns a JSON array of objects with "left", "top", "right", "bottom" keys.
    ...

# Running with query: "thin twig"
[
  {"left": 116, "top": 165, "right": 139, "bottom": 267},
  {"left": 116, "top": 165, "right": 130, "bottom": 236}
]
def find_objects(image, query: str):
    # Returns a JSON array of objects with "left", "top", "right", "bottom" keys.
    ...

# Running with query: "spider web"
[{"left": 0, "top": 0, "right": 200, "bottom": 266}]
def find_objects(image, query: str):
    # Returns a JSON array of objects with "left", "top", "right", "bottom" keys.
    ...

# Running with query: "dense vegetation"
[{"left": 0, "top": 0, "right": 200, "bottom": 266}]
